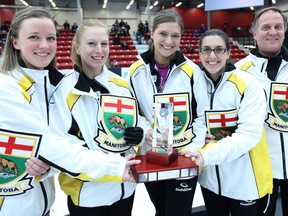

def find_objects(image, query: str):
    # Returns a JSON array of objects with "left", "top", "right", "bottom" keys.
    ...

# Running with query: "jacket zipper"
[
  {"left": 40, "top": 181, "right": 49, "bottom": 216},
  {"left": 209, "top": 75, "right": 223, "bottom": 195},
  {"left": 120, "top": 183, "right": 125, "bottom": 200},
  {"left": 44, "top": 77, "right": 50, "bottom": 124},
  {"left": 41, "top": 77, "right": 49, "bottom": 215},
  {"left": 280, "top": 133, "right": 287, "bottom": 179}
]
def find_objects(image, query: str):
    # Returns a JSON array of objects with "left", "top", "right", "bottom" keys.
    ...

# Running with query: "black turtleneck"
[
  {"left": 78, "top": 68, "right": 109, "bottom": 93},
  {"left": 83, "top": 73, "right": 108, "bottom": 93},
  {"left": 256, "top": 49, "right": 283, "bottom": 81}
]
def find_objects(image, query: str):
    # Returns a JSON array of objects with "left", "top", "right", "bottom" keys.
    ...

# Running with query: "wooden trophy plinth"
[
  {"left": 131, "top": 153, "right": 198, "bottom": 183},
  {"left": 146, "top": 148, "right": 178, "bottom": 166}
]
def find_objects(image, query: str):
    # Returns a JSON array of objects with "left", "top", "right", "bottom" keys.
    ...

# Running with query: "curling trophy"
[
  {"left": 146, "top": 102, "right": 178, "bottom": 166},
  {"left": 131, "top": 99, "right": 198, "bottom": 183}
]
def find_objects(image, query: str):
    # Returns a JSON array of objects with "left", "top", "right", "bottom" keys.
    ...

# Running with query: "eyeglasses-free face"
[
  {"left": 253, "top": 10, "right": 285, "bottom": 57},
  {"left": 200, "top": 47, "right": 227, "bottom": 55}
]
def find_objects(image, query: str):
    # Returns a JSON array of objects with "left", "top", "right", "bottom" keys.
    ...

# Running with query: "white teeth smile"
[
  {"left": 92, "top": 57, "right": 103, "bottom": 60},
  {"left": 208, "top": 61, "right": 218, "bottom": 65},
  {"left": 37, "top": 53, "right": 49, "bottom": 56},
  {"left": 162, "top": 45, "right": 172, "bottom": 50}
]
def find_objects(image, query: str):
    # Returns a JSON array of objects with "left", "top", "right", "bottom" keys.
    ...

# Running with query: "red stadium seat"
[
  {"left": 57, "top": 40, "right": 73, "bottom": 46},
  {"left": 57, "top": 62, "right": 74, "bottom": 69},
  {"left": 109, "top": 54, "right": 138, "bottom": 62},
  {"left": 56, "top": 50, "right": 71, "bottom": 57},
  {"left": 109, "top": 45, "right": 122, "bottom": 50},
  {"left": 56, "top": 56, "right": 72, "bottom": 63},
  {"left": 118, "top": 60, "right": 135, "bottom": 67},
  {"left": 57, "top": 45, "right": 72, "bottom": 51},
  {"left": 191, "top": 59, "right": 201, "bottom": 65},
  {"left": 110, "top": 60, "right": 136, "bottom": 68},
  {"left": 185, "top": 53, "right": 199, "bottom": 60},
  {"left": 58, "top": 36, "right": 74, "bottom": 41},
  {"left": 110, "top": 49, "right": 138, "bottom": 56}
]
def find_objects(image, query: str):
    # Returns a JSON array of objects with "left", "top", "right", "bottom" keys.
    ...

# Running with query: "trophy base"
[
  {"left": 131, "top": 154, "right": 198, "bottom": 182},
  {"left": 146, "top": 148, "right": 178, "bottom": 166}
]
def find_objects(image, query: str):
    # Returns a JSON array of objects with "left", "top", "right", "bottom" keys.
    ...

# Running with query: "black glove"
[{"left": 124, "top": 127, "right": 144, "bottom": 146}]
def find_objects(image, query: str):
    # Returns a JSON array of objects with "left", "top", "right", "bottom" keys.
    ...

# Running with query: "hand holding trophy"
[{"left": 131, "top": 101, "right": 198, "bottom": 183}]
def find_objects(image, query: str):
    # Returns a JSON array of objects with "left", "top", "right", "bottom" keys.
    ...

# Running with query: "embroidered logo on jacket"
[
  {"left": 0, "top": 129, "right": 41, "bottom": 196},
  {"left": 154, "top": 93, "right": 194, "bottom": 148},
  {"left": 95, "top": 95, "right": 137, "bottom": 153},
  {"left": 267, "top": 83, "right": 288, "bottom": 131},
  {"left": 205, "top": 110, "right": 238, "bottom": 140}
]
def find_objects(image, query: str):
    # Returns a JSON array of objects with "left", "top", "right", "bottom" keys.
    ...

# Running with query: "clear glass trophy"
[
  {"left": 146, "top": 102, "right": 178, "bottom": 166},
  {"left": 131, "top": 101, "right": 198, "bottom": 182}
]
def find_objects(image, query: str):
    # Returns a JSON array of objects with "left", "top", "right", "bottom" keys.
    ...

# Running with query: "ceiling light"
[
  {"left": 197, "top": 3, "right": 204, "bottom": 8},
  {"left": 149, "top": 5, "right": 153, "bottom": 9},
  {"left": 153, "top": 1, "right": 159, "bottom": 6},
  {"left": 175, "top": 2, "right": 182, "bottom": 7},
  {"left": 250, "top": 6, "right": 254, "bottom": 10},
  {"left": 21, "top": 0, "right": 29, "bottom": 6}
]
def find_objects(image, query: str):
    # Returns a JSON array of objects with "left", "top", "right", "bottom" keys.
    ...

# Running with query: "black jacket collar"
[
  {"left": 18, "top": 58, "right": 64, "bottom": 87},
  {"left": 251, "top": 46, "right": 288, "bottom": 62}
]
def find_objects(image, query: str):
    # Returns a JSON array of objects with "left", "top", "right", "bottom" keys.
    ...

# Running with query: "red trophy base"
[
  {"left": 131, "top": 154, "right": 198, "bottom": 183},
  {"left": 146, "top": 148, "right": 178, "bottom": 166}
]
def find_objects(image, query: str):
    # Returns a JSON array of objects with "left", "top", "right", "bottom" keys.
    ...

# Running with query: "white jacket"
[
  {"left": 199, "top": 65, "right": 272, "bottom": 200},
  {"left": 0, "top": 65, "right": 129, "bottom": 216},
  {"left": 49, "top": 65, "right": 150, "bottom": 207},
  {"left": 129, "top": 50, "right": 208, "bottom": 154},
  {"left": 235, "top": 48, "right": 288, "bottom": 180}
]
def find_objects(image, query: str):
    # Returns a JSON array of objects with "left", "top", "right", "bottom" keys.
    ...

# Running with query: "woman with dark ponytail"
[{"left": 186, "top": 29, "right": 272, "bottom": 215}]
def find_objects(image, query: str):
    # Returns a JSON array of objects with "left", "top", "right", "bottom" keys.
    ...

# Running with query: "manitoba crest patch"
[
  {"left": 96, "top": 95, "right": 137, "bottom": 153},
  {"left": 266, "top": 83, "right": 288, "bottom": 131},
  {"left": 0, "top": 129, "right": 41, "bottom": 196},
  {"left": 154, "top": 93, "right": 194, "bottom": 148},
  {"left": 205, "top": 109, "right": 238, "bottom": 140}
]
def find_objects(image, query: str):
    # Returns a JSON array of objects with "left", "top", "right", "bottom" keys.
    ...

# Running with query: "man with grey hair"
[{"left": 235, "top": 6, "right": 288, "bottom": 216}]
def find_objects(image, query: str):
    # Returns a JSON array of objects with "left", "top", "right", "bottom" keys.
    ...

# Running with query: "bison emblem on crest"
[
  {"left": 214, "top": 129, "right": 232, "bottom": 139},
  {"left": 0, "top": 157, "right": 19, "bottom": 175},
  {"left": 278, "top": 102, "right": 288, "bottom": 113},
  {"left": 173, "top": 115, "right": 182, "bottom": 126},
  {"left": 108, "top": 115, "right": 128, "bottom": 129}
]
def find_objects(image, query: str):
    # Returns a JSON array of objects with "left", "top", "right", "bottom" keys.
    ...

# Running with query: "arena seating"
[
  {"left": 56, "top": 29, "right": 74, "bottom": 69},
  {"left": 109, "top": 35, "right": 139, "bottom": 68},
  {"left": 55, "top": 28, "right": 248, "bottom": 70}
]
